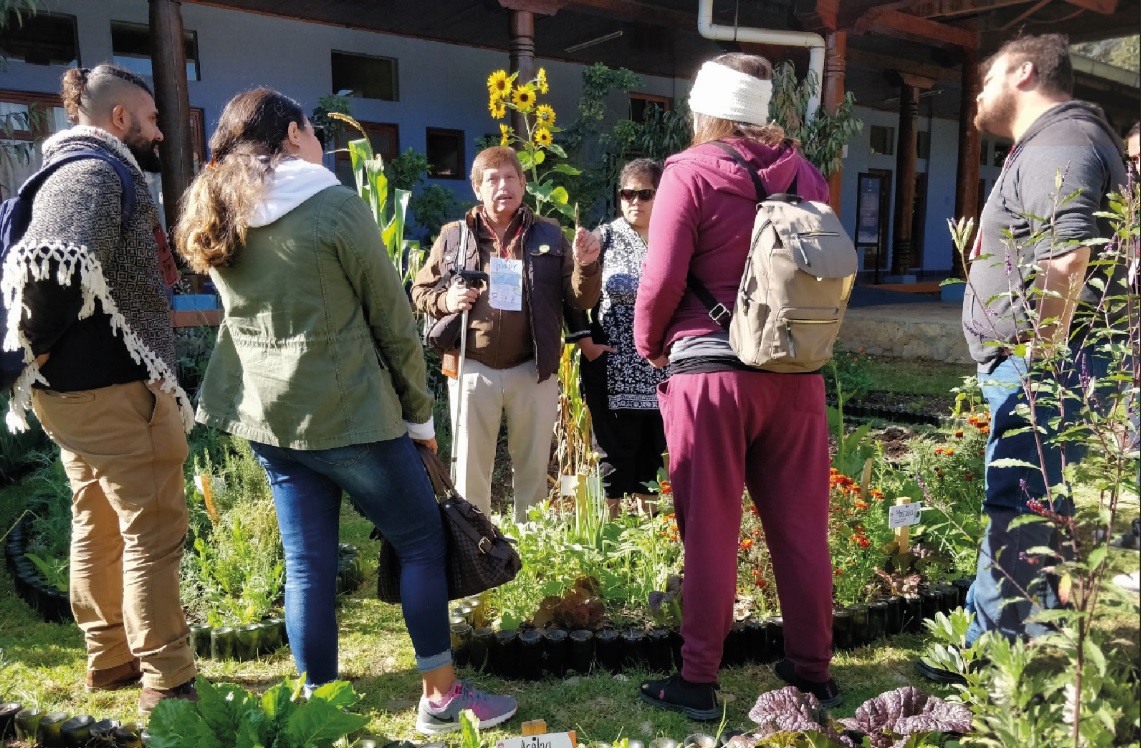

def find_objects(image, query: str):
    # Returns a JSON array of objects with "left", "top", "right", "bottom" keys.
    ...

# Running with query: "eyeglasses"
[{"left": 619, "top": 188, "right": 656, "bottom": 202}]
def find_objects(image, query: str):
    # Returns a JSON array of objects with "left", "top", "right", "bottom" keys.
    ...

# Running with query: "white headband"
[{"left": 687, "top": 61, "right": 772, "bottom": 126}]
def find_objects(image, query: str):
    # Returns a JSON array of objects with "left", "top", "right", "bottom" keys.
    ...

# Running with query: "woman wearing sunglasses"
[{"left": 573, "top": 159, "right": 668, "bottom": 517}]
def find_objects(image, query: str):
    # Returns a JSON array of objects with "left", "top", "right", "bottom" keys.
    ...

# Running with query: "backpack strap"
[
  {"left": 686, "top": 141, "right": 767, "bottom": 330},
  {"left": 18, "top": 150, "right": 136, "bottom": 228},
  {"left": 711, "top": 141, "right": 767, "bottom": 203}
]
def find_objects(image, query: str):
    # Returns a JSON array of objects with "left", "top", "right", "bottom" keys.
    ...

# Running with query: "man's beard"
[
  {"left": 974, "top": 86, "right": 1015, "bottom": 138},
  {"left": 125, "top": 122, "right": 163, "bottom": 173}
]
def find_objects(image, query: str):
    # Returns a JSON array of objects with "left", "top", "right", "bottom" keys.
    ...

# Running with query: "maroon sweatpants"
[{"left": 659, "top": 370, "right": 834, "bottom": 683}]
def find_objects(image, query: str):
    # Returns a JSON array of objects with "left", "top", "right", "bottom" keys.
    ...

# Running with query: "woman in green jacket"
[{"left": 175, "top": 88, "right": 516, "bottom": 735}]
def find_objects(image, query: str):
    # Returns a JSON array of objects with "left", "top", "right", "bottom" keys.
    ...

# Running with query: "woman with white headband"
[{"left": 634, "top": 53, "right": 839, "bottom": 717}]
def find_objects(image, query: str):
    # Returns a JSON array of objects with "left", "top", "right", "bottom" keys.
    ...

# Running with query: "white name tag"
[
  {"left": 489, "top": 257, "right": 523, "bottom": 311},
  {"left": 497, "top": 734, "right": 575, "bottom": 748},
  {"left": 889, "top": 502, "right": 923, "bottom": 529}
]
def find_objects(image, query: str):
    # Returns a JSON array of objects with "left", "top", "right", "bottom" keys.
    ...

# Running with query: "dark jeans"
[
  {"left": 966, "top": 350, "right": 1110, "bottom": 644},
  {"left": 580, "top": 353, "right": 667, "bottom": 498},
  {"left": 250, "top": 435, "right": 451, "bottom": 685}
]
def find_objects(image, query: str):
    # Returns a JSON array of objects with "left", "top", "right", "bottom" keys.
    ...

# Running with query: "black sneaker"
[
  {"left": 914, "top": 658, "right": 967, "bottom": 686},
  {"left": 773, "top": 660, "right": 842, "bottom": 708},
  {"left": 639, "top": 673, "right": 720, "bottom": 721}
]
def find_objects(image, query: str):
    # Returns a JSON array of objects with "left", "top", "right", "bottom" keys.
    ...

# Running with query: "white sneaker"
[{"left": 1111, "top": 571, "right": 1140, "bottom": 594}]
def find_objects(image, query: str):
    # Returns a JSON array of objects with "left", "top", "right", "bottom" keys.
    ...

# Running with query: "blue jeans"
[
  {"left": 965, "top": 350, "right": 1109, "bottom": 644},
  {"left": 250, "top": 436, "right": 451, "bottom": 685}
]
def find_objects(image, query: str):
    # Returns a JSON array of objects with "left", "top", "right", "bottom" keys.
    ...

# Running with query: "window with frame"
[
  {"left": 0, "top": 90, "right": 71, "bottom": 200},
  {"left": 333, "top": 121, "right": 399, "bottom": 187},
  {"left": 111, "top": 21, "right": 200, "bottom": 81},
  {"left": 629, "top": 93, "right": 671, "bottom": 123},
  {"left": 869, "top": 125, "right": 895, "bottom": 156},
  {"left": 331, "top": 52, "right": 398, "bottom": 101},
  {"left": 0, "top": 12, "right": 78, "bottom": 66},
  {"left": 426, "top": 128, "right": 464, "bottom": 180},
  {"left": 916, "top": 130, "right": 930, "bottom": 159},
  {"left": 993, "top": 142, "right": 1011, "bottom": 167}
]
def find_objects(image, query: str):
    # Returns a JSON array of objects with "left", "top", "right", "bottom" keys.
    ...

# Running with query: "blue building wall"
[{"left": 3, "top": 0, "right": 1013, "bottom": 279}]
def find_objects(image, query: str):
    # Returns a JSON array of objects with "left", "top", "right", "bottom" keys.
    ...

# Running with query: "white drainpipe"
[{"left": 696, "top": 0, "right": 826, "bottom": 121}]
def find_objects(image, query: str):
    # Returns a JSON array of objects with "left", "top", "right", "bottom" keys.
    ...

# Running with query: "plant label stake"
[
  {"left": 860, "top": 457, "right": 873, "bottom": 502},
  {"left": 889, "top": 497, "right": 922, "bottom": 552},
  {"left": 497, "top": 733, "right": 575, "bottom": 748}
]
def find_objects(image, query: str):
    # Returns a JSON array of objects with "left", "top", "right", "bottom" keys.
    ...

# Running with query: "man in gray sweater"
[{"left": 920, "top": 35, "right": 1126, "bottom": 683}]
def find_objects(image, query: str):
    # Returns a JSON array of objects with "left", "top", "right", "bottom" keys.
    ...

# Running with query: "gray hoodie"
[{"left": 962, "top": 101, "right": 1127, "bottom": 370}]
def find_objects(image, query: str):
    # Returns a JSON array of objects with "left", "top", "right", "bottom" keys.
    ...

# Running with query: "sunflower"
[
  {"left": 534, "top": 104, "right": 556, "bottom": 127},
  {"left": 489, "top": 98, "right": 507, "bottom": 120},
  {"left": 533, "top": 127, "right": 553, "bottom": 148},
  {"left": 536, "top": 67, "right": 549, "bottom": 94},
  {"left": 511, "top": 84, "right": 537, "bottom": 113},
  {"left": 499, "top": 123, "right": 512, "bottom": 147},
  {"left": 487, "top": 70, "right": 511, "bottom": 99}
]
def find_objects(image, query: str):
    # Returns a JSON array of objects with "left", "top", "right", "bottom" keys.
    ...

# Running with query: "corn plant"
[{"left": 326, "top": 112, "right": 424, "bottom": 285}]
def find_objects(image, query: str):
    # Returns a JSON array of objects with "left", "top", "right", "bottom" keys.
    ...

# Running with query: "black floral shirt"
[{"left": 597, "top": 218, "right": 669, "bottom": 410}]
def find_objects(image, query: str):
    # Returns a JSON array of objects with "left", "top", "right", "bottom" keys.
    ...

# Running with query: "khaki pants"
[
  {"left": 448, "top": 359, "right": 558, "bottom": 522},
  {"left": 32, "top": 381, "right": 196, "bottom": 690}
]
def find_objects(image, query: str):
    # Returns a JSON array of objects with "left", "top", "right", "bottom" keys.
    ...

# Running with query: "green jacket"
[{"left": 196, "top": 184, "right": 433, "bottom": 449}]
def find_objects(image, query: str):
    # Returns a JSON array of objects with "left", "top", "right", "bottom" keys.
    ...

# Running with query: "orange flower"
[
  {"left": 870, "top": 489, "right": 884, "bottom": 501},
  {"left": 965, "top": 472, "right": 975, "bottom": 480},
  {"left": 945, "top": 447, "right": 955, "bottom": 456},
  {"left": 660, "top": 481, "right": 672, "bottom": 495},
  {"left": 954, "top": 430, "right": 965, "bottom": 438},
  {"left": 854, "top": 500, "right": 869, "bottom": 511},
  {"left": 834, "top": 567, "right": 844, "bottom": 576},
  {"left": 740, "top": 538, "right": 755, "bottom": 551}
]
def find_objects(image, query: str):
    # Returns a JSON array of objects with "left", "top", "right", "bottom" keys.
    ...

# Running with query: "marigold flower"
[
  {"left": 660, "top": 481, "right": 672, "bottom": 495},
  {"left": 536, "top": 67, "right": 549, "bottom": 94},
  {"left": 954, "top": 429, "right": 964, "bottom": 438},
  {"left": 487, "top": 70, "right": 511, "bottom": 99},
  {"left": 535, "top": 103, "right": 555, "bottom": 127},
  {"left": 944, "top": 447, "right": 955, "bottom": 456},
  {"left": 870, "top": 489, "right": 884, "bottom": 500},
  {"left": 489, "top": 99, "right": 507, "bottom": 120},
  {"left": 512, "top": 83, "right": 537, "bottom": 112},
  {"left": 834, "top": 567, "right": 844, "bottom": 576},
  {"left": 534, "top": 127, "right": 553, "bottom": 147},
  {"left": 854, "top": 500, "right": 869, "bottom": 511},
  {"left": 965, "top": 472, "right": 975, "bottom": 480},
  {"left": 740, "top": 538, "right": 754, "bottom": 551},
  {"left": 499, "top": 123, "right": 511, "bottom": 146}
]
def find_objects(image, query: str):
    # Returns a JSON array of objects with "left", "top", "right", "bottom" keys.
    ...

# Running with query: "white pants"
[{"left": 448, "top": 359, "right": 558, "bottom": 522}]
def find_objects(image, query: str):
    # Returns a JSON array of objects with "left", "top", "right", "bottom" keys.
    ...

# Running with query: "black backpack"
[{"left": 0, "top": 151, "right": 136, "bottom": 391}]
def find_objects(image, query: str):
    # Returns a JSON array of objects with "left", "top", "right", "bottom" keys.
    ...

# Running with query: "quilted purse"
[{"left": 377, "top": 443, "right": 522, "bottom": 603}]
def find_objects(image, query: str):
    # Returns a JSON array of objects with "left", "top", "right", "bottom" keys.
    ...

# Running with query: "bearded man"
[
  {"left": 920, "top": 35, "right": 1126, "bottom": 682},
  {"left": 1, "top": 64, "right": 198, "bottom": 712}
]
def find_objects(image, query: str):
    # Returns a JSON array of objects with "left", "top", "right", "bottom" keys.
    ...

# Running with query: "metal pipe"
[{"left": 695, "top": 0, "right": 826, "bottom": 120}]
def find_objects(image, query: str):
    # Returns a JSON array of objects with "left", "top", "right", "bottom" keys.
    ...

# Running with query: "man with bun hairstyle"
[{"left": 1, "top": 64, "right": 198, "bottom": 712}]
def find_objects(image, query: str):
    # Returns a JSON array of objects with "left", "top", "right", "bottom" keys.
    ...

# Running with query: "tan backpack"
[{"left": 688, "top": 143, "right": 857, "bottom": 373}]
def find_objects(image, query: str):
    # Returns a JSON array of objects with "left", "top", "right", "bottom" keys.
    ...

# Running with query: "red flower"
[
  {"left": 740, "top": 538, "right": 754, "bottom": 551},
  {"left": 954, "top": 430, "right": 965, "bottom": 439}
]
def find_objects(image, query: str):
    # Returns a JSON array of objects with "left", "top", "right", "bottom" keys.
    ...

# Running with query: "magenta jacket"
[{"left": 633, "top": 138, "right": 830, "bottom": 360}]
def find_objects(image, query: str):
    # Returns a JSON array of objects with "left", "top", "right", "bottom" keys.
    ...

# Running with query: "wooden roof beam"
[
  {"left": 1062, "top": 0, "right": 1118, "bottom": 12},
  {"left": 565, "top": 0, "right": 696, "bottom": 28},
  {"left": 856, "top": 7, "right": 978, "bottom": 49},
  {"left": 897, "top": 0, "right": 1035, "bottom": 19}
]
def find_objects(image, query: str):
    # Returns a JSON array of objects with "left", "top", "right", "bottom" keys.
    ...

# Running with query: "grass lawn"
[
  {"left": 0, "top": 492, "right": 950, "bottom": 744},
  {"left": 0, "top": 352, "right": 1136, "bottom": 744}
]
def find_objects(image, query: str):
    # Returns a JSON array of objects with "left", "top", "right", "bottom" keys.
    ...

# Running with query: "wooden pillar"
[
  {"left": 823, "top": 30, "right": 847, "bottom": 212},
  {"left": 889, "top": 73, "right": 932, "bottom": 277},
  {"left": 508, "top": 10, "right": 535, "bottom": 136},
  {"left": 149, "top": 0, "right": 194, "bottom": 231},
  {"left": 952, "top": 52, "right": 981, "bottom": 278}
]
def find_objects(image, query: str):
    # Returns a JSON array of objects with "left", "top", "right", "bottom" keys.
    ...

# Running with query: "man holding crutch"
[{"left": 412, "top": 146, "right": 601, "bottom": 522}]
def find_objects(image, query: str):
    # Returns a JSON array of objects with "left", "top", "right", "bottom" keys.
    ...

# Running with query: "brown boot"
[
  {"left": 139, "top": 679, "right": 199, "bottom": 715},
  {"left": 86, "top": 658, "right": 142, "bottom": 692}
]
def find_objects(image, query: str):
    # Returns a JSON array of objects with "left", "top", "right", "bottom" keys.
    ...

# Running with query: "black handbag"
[{"left": 377, "top": 443, "right": 522, "bottom": 603}]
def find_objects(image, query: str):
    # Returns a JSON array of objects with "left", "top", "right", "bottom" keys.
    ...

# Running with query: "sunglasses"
[
  {"left": 619, "top": 188, "right": 656, "bottom": 202},
  {"left": 312, "top": 124, "right": 327, "bottom": 148}
]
